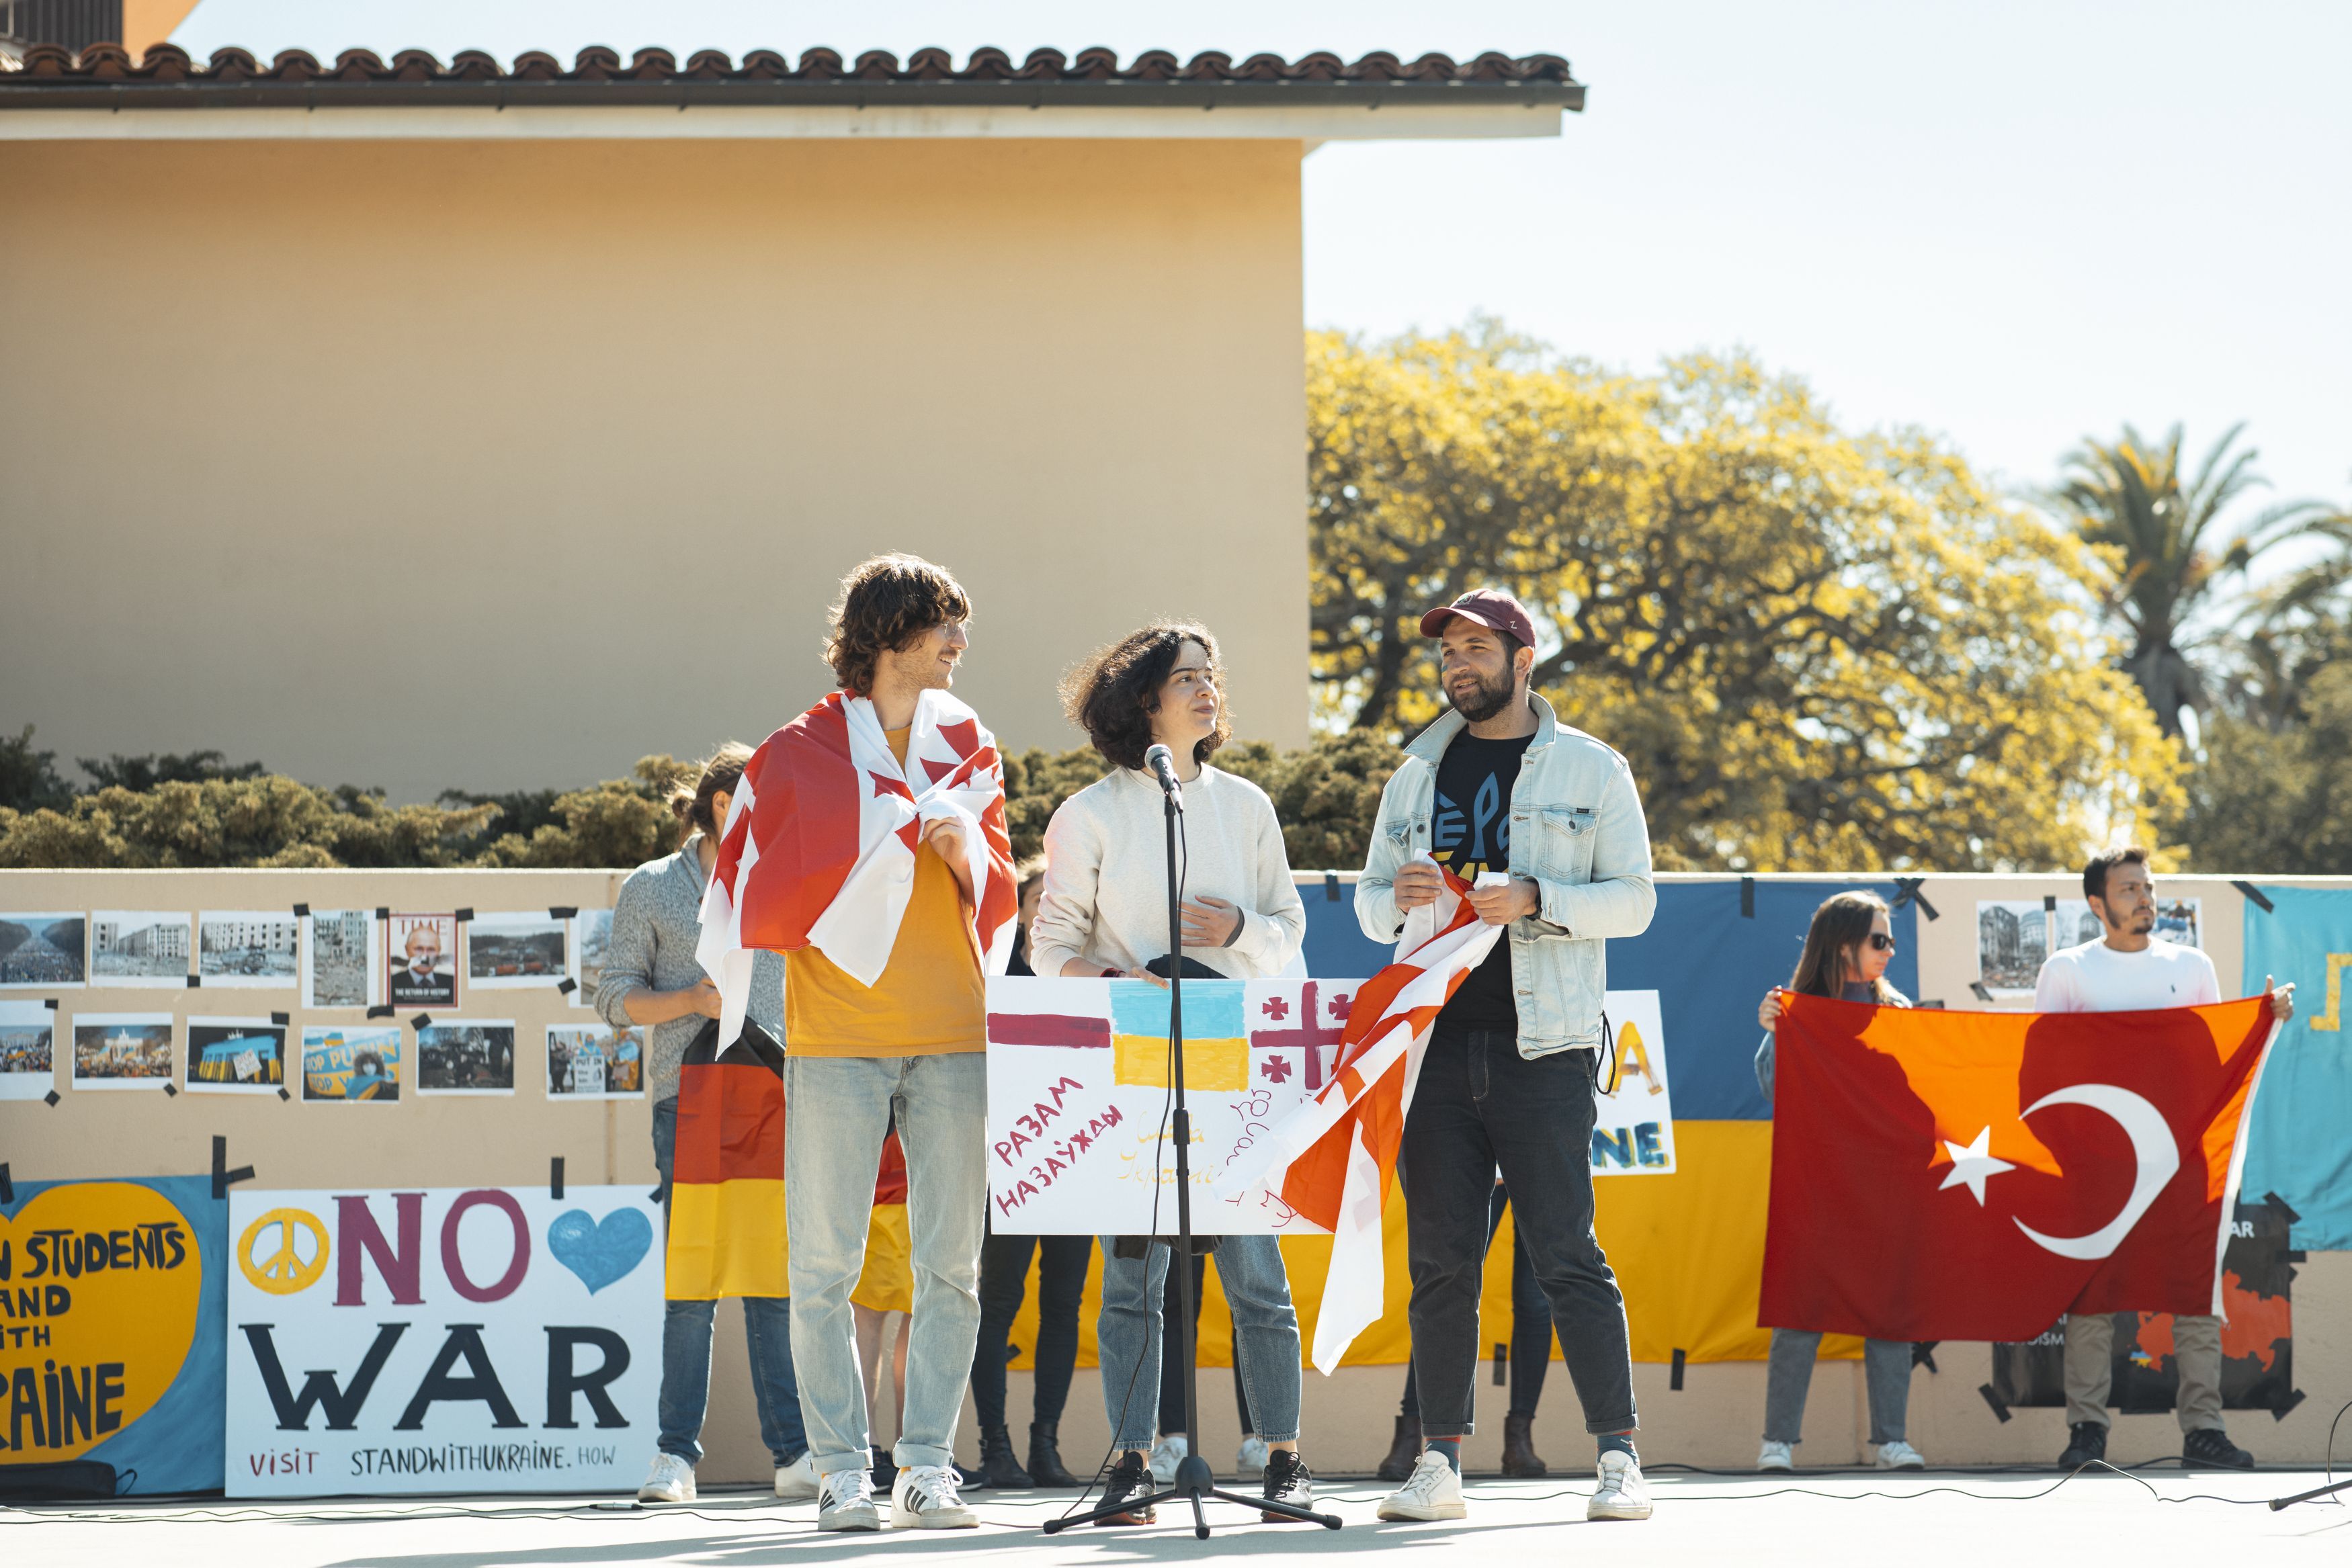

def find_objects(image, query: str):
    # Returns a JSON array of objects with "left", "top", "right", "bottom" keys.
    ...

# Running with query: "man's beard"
[{"left": 1447, "top": 666, "right": 1517, "bottom": 724}]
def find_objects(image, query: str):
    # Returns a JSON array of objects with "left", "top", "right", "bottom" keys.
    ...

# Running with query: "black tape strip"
[
  {"left": 1918, "top": 999, "right": 1946, "bottom": 1010},
  {"left": 1739, "top": 877, "right": 1755, "bottom": 918},
  {"left": 454, "top": 908, "right": 473, "bottom": 923},
  {"left": 185, "top": 974, "right": 201, "bottom": 989},
  {"left": 548, "top": 906, "right": 578, "bottom": 920},
  {"left": 1669, "top": 1348, "right": 1687, "bottom": 1390},
  {"left": 2265, "top": 1190, "right": 2303, "bottom": 1225},
  {"left": 556, "top": 978, "right": 577, "bottom": 996},
  {"left": 163, "top": 1082, "right": 177, "bottom": 1097},
  {"left": 2044, "top": 894, "right": 2057, "bottom": 912},
  {"left": 551, "top": 1157, "right": 565, "bottom": 1201},
  {"left": 1323, "top": 872, "right": 1339, "bottom": 903},
  {"left": 292, "top": 902, "right": 310, "bottom": 918},
  {"left": 375, "top": 906, "right": 390, "bottom": 920},
  {"left": 2274, "top": 1389, "right": 2307, "bottom": 1422},
  {"left": 1978, "top": 1384, "right": 2011, "bottom": 1423},
  {"left": 1891, "top": 875, "right": 1941, "bottom": 920},
  {"left": 1970, "top": 981, "right": 1994, "bottom": 1002},
  {"left": 44, "top": 1089, "right": 60, "bottom": 1106},
  {"left": 277, "top": 1086, "right": 290, "bottom": 1101},
  {"left": 2283, "top": 1250, "right": 2308, "bottom": 1264},
  {"left": 649, "top": 1180, "right": 669, "bottom": 1207},
  {"left": 210, "top": 1135, "right": 255, "bottom": 1200},
  {"left": 0, "top": 1164, "right": 11, "bottom": 1204},
  {"left": 2232, "top": 880, "right": 2275, "bottom": 913},
  {"left": 1492, "top": 1342, "right": 1508, "bottom": 1387},
  {"left": 366, "top": 1005, "right": 394, "bottom": 1019},
  {"left": 44, "top": 998, "right": 58, "bottom": 1010},
  {"left": 411, "top": 1013, "right": 432, "bottom": 1032},
  {"left": 1911, "top": 1340, "right": 1939, "bottom": 1374},
  {"left": 270, "top": 1011, "right": 290, "bottom": 1026}
]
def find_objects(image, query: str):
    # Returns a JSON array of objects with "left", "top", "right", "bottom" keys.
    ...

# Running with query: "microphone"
[{"left": 1143, "top": 744, "right": 1184, "bottom": 802}]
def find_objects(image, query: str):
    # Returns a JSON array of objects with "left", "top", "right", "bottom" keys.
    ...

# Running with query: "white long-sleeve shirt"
[{"left": 1031, "top": 763, "right": 1305, "bottom": 981}]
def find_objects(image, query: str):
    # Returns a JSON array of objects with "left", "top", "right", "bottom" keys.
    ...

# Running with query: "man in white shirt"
[{"left": 2033, "top": 846, "right": 2294, "bottom": 1472}]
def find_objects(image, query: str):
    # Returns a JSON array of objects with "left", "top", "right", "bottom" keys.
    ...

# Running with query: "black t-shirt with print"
[{"left": 1430, "top": 732, "right": 1533, "bottom": 1029}]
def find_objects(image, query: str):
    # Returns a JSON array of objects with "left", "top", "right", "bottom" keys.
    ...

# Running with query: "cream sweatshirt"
[{"left": 1031, "top": 763, "right": 1306, "bottom": 981}]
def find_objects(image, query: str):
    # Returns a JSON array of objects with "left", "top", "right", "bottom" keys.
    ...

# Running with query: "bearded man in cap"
[{"left": 1359, "top": 591, "right": 1659, "bottom": 1526}]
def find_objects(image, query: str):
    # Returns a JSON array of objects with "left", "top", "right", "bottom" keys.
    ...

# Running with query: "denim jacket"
[{"left": 1355, "top": 693, "right": 1656, "bottom": 1057}]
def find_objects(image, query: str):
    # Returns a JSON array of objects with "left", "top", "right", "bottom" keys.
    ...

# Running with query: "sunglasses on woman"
[{"left": 1865, "top": 933, "right": 1896, "bottom": 951}]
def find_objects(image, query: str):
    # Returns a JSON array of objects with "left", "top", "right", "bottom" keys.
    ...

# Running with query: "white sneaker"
[
  {"left": 890, "top": 1464, "right": 979, "bottom": 1529},
  {"left": 1376, "top": 1450, "right": 1467, "bottom": 1521},
  {"left": 1757, "top": 1438, "right": 1794, "bottom": 1472},
  {"left": 1235, "top": 1435, "right": 1270, "bottom": 1477},
  {"left": 1148, "top": 1433, "right": 1188, "bottom": 1485},
  {"left": 773, "top": 1451, "right": 820, "bottom": 1499},
  {"left": 1875, "top": 1439, "right": 1925, "bottom": 1471},
  {"left": 1587, "top": 1450, "right": 1652, "bottom": 1520},
  {"left": 636, "top": 1452, "right": 695, "bottom": 1504},
  {"left": 816, "top": 1467, "right": 881, "bottom": 1531}
]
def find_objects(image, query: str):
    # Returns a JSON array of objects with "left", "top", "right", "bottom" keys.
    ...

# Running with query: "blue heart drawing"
[{"left": 546, "top": 1207, "right": 653, "bottom": 1295}]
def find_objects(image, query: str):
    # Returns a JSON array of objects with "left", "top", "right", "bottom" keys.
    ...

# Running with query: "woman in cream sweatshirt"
[{"left": 1029, "top": 621, "right": 1314, "bottom": 1524}]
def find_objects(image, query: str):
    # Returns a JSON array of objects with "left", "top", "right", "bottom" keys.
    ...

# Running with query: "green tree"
[
  {"left": 0, "top": 726, "right": 74, "bottom": 814},
  {"left": 1308, "top": 329, "right": 2183, "bottom": 871},
  {"left": 2051, "top": 423, "right": 2342, "bottom": 738}
]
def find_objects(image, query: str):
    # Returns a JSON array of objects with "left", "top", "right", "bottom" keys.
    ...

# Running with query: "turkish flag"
[{"left": 1761, "top": 994, "right": 2278, "bottom": 1342}]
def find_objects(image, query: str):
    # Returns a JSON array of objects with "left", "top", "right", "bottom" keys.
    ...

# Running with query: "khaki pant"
[{"left": 2063, "top": 1313, "right": 2225, "bottom": 1432}]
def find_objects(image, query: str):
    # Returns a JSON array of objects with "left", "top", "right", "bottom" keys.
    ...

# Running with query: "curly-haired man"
[{"left": 698, "top": 554, "right": 1019, "bottom": 1531}]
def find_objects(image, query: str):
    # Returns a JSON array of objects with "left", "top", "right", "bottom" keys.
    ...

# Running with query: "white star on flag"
[{"left": 1937, "top": 1126, "right": 2017, "bottom": 1205}]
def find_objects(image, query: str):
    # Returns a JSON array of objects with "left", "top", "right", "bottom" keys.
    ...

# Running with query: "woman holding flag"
[
  {"left": 1029, "top": 621, "right": 1314, "bottom": 1524},
  {"left": 1753, "top": 890, "right": 1925, "bottom": 1471}
]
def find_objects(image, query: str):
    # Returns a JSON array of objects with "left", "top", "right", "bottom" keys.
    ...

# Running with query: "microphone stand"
[{"left": 1044, "top": 765, "right": 1341, "bottom": 1538}]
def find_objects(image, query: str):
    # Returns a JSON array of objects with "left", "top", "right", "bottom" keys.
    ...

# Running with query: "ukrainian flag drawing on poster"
[{"left": 1111, "top": 978, "right": 1247, "bottom": 1090}]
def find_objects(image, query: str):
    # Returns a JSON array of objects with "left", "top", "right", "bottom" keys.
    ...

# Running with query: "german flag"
[{"left": 665, "top": 1020, "right": 789, "bottom": 1299}]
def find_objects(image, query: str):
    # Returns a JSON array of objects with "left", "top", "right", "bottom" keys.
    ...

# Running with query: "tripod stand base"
[{"left": 1042, "top": 1455, "right": 1343, "bottom": 1537}]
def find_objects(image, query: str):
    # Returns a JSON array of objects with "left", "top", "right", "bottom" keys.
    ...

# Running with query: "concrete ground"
[{"left": 8, "top": 1471, "right": 2348, "bottom": 1568}]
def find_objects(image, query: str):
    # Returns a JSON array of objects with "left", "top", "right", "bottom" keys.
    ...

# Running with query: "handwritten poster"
[
  {"left": 224, "top": 1186, "right": 661, "bottom": 1495},
  {"left": 0, "top": 1175, "right": 228, "bottom": 1493},
  {"left": 985, "top": 978, "right": 1677, "bottom": 1235}
]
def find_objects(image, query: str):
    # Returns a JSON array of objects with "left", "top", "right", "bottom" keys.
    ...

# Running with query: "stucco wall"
[{"left": 0, "top": 136, "right": 1308, "bottom": 799}]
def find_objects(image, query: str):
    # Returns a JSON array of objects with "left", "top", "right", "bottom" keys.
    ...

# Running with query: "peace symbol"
[{"left": 238, "top": 1207, "right": 331, "bottom": 1295}]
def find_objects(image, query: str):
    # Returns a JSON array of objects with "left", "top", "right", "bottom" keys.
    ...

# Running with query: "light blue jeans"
[
  {"left": 784, "top": 1052, "right": 987, "bottom": 1477},
  {"left": 1097, "top": 1233, "right": 1302, "bottom": 1450}
]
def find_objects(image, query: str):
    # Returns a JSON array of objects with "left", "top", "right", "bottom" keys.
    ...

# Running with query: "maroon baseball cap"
[{"left": 1419, "top": 589, "right": 1536, "bottom": 647}]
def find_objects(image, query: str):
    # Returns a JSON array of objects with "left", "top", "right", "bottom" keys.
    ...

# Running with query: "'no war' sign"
[{"left": 226, "top": 1186, "right": 661, "bottom": 1496}]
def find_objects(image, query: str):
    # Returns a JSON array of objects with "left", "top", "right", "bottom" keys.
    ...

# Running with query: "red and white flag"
[
  {"left": 1229, "top": 863, "right": 1507, "bottom": 1372},
  {"left": 696, "top": 689, "right": 1018, "bottom": 1043}
]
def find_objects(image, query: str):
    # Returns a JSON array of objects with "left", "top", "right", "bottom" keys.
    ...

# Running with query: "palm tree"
[{"left": 2052, "top": 423, "right": 2339, "bottom": 738}]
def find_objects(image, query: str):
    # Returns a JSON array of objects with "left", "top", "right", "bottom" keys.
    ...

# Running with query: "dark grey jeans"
[
  {"left": 1763, "top": 1330, "right": 1913, "bottom": 1445},
  {"left": 1398, "top": 1025, "right": 1636, "bottom": 1438}
]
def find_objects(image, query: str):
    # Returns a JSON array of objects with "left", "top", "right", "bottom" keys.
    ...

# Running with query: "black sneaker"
[
  {"left": 1261, "top": 1450, "right": 1316, "bottom": 1522},
  {"left": 2057, "top": 1422, "right": 2107, "bottom": 1469},
  {"left": 1094, "top": 1450, "right": 1156, "bottom": 1526},
  {"left": 2182, "top": 1428, "right": 2255, "bottom": 1470}
]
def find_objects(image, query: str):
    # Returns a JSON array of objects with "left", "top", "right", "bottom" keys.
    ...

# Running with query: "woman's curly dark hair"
[
  {"left": 1060, "top": 621, "right": 1231, "bottom": 773},
  {"left": 823, "top": 555, "right": 971, "bottom": 695}
]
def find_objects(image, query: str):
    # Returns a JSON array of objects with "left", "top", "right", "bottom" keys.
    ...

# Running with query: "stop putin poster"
[
  {"left": 224, "top": 1185, "right": 662, "bottom": 1495},
  {"left": 0, "top": 1175, "right": 228, "bottom": 1494}
]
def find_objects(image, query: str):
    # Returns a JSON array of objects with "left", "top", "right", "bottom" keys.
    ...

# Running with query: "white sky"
[{"left": 175, "top": 0, "right": 2351, "bottom": 515}]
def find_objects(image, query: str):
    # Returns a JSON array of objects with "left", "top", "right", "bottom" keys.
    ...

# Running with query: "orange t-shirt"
[{"left": 784, "top": 725, "right": 986, "bottom": 1056}]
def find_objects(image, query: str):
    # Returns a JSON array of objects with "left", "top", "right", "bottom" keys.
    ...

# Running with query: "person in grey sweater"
[
  {"left": 597, "top": 746, "right": 803, "bottom": 1504},
  {"left": 1753, "top": 889, "right": 1923, "bottom": 1472}
]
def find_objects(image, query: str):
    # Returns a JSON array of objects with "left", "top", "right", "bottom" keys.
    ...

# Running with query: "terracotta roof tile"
[{"left": 0, "top": 44, "right": 1585, "bottom": 111}]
